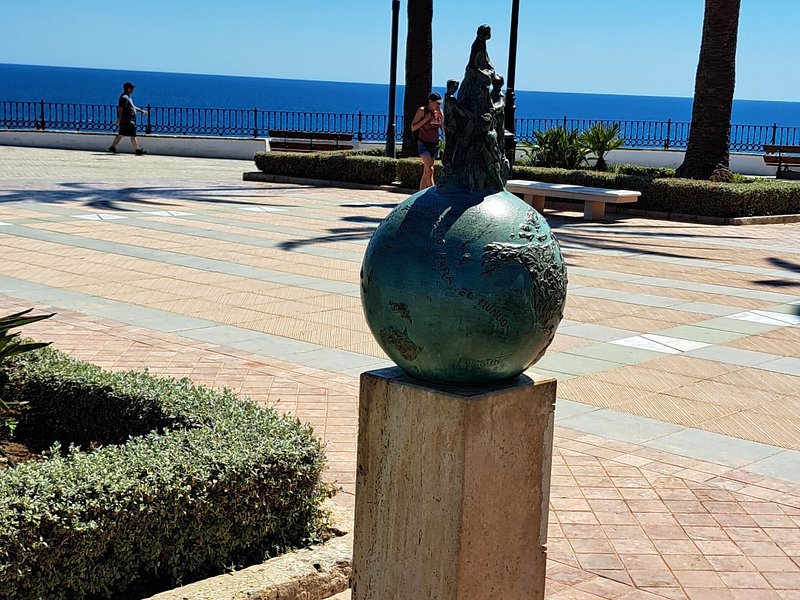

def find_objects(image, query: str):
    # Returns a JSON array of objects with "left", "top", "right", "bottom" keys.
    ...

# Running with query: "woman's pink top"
[{"left": 419, "top": 109, "right": 442, "bottom": 143}]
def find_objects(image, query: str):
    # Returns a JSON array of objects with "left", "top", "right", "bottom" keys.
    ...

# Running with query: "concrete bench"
[{"left": 505, "top": 179, "right": 641, "bottom": 221}]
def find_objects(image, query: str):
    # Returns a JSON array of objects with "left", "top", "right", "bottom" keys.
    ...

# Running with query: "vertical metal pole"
[
  {"left": 504, "top": 0, "right": 520, "bottom": 165},
  {"left": 664, "top": 118, "right": 671, "bottom": 150},
  {"left": 358, "top": 110, "right": 364, "bottom": 142},
  {"left": 39, "top": 99, "right": 46, "bottom": 130},
  {"left": 771, "top": 122, "right": 777, "bottom": 145},
  {"left": 385, "top": 0, "right": 400, "bottom": 157},
  {"left": 563, "top": 115, "right": 568, "bottom": 130},
  {"left": 146, "top": 104, "right": 152, "bottom": 135},
  {"left": 253, "top": 107, "right": 259, "bottom": 138}
]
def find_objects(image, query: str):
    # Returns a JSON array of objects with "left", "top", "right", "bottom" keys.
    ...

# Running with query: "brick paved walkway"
[{"left": 2, "top": 147, "right": 800, "bottom": 598}]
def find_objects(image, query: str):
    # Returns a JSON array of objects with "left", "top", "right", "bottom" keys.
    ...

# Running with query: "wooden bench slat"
[
  {"left": 763, "top": 156, "right": 800, "bottom": 166},
  {"left": 268, "top": 130, "right": 353, "bottom": 142},
  {"left": 270, "top": 141, "right": 354, "bottom": 152},
  {"left": 764, "top": 144, "right": 800, "bottom": 154}
]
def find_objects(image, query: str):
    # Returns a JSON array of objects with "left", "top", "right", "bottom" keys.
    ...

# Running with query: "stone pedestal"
[{"left": 352, "top": 367, "right": 556, "bottom": 600}]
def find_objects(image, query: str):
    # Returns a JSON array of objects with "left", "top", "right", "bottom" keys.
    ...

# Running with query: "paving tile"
[
  {"left": 558, "top": 408, "right": 683, "bottom": 444},
  {"left": 655, "top": 325, "right": 746, "bottom": 345},
  {"left": 684, "top": 345, "right": 781, "bottom": 368},
  {"left": 693, "top": 317, "right": 781, "bottom": 336},
  {"left": 535, "top": 352, "right": 624, "bottom": 376},
  {"left": 644, "top": 429, "right": 784, "bottom": 469},
  {"left": 565, "top": 343, "right": 666, "bottom": 366},
  {"left": 5, "top": 152, "right": 800, "bottom": 600}
]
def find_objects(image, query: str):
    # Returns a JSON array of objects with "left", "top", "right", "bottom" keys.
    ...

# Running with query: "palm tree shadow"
[
  {"left": 0, "top": 182, "right": 301, "bottom": 212},
  {"left": 754, "top": 257, "right": 800, "bottom": 292}
]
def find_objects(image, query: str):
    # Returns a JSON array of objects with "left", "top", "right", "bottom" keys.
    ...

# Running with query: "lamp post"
[
  {"left": 504, "top": 0, "right": 520, "bottom": 165},
  {"left": 386, "top": 0, "right": 401, "bottom": 157}
]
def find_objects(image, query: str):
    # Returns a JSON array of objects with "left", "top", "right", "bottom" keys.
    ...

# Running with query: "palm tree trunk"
[
  {"left": 676, "top": 0, "right": 741, "bottom": 181},
  {"left": 401, "top": 0, "right": 433, "bottom": 157}
]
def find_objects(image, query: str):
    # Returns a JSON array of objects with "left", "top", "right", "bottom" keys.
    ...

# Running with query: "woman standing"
[{"left": 410, "top": 92, "right": 443, "bottom": 189}]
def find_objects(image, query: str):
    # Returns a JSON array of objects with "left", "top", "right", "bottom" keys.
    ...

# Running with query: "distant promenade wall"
[
  {"left": 354, "top": 141, "right": 775, "bottom": 177},
  {"left": 0, "top": 130, "right": 268, "bottom": 160}
]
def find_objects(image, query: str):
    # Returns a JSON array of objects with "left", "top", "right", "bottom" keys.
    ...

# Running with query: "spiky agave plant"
[{"left": 0, "top": 308, "right": 54, "bottom": 409}]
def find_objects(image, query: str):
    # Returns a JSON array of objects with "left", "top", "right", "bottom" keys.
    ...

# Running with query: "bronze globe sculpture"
[{"left": 361, "top": 25, "right": 568, "bottom": 384}]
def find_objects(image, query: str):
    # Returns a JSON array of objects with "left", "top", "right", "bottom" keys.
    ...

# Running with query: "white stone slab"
[
  {"left": 610, "top": 335, "right": 682, "bottom": 354},
  {"left": 728, "top": 310, "right": 793, "bottom": 326},
  {"left": 610, "top": 334, "right": 709, "bottom": 355},
  {"left": 750, "top": 310, "right": 800, "bottom": 326},
  {"left": 239, "top": 206, "right": 287, "bottom": 212},
  {"left": 72, "top": 213, "right": 127, "bottom": 221},
  {"left": 143, "top": 210, "right": 194, "bottom": 217},
  {"left": 641, "top": 334, "right": 710, "bottom": 353}
]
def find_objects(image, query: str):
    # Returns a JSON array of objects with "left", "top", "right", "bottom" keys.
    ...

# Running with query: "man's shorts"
[{"left": 119, "top": 122, "right": 137, "bottom": 137}]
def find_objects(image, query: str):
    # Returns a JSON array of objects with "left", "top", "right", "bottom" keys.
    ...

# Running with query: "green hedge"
[
  {"left": 254, "top": 150, "right": 397, "bottom": 185},
  {"left": 252, "top": 151, "right": 800, "bottom": 218},
  {"left": 510, "top": 165, "right": 800, "bottom": 218},
  {"left": 0, "top": 348, "right": 329, "bottom": 600}
]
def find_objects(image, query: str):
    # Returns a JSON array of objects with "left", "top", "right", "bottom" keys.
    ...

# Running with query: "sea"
[{"left": 2, "top": 63, "right": 799, "bottom": 127}]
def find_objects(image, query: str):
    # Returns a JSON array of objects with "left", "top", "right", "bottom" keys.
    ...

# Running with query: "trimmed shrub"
[
  {"left": 396, "top": 158, "right": 443, "bottom": 189},
  {"left": 254, "top": 151, "right": 396, "bottom": 185},
  {"left": 0, "top": 348, "right": 329, "bottom": 600},
  {"left": 511, "top": 165, "right": 800, "bottom": 218},
  {"left": 608, "top": 163, "right": 677, "bottom": 178},
  {"left": 254, "top": 152, "right": 800, "bottom": 218}
]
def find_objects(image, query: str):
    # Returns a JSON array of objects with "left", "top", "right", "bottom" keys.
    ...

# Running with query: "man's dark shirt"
[{"left": 118, "top": 94, "right": 136, "bottom": 124}]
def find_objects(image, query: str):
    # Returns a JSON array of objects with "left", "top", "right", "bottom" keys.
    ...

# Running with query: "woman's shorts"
[
  {"left": 119, "top": 122, "right": 137, "bottom": 137},
  {"left": 418, "top": 140, "right": 438, "bottom": 158}
]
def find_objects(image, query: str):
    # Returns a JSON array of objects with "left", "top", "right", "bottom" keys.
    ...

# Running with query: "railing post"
[
  {"left": 146, "top": 104, "right": 152, "bottom": 135},
  {"left": 771, "top": 122, "right": 777, "bottom": 145},
  {"left": 562, "top": 115, "right": 567, "bottom": 130},
  {"left": 357, "top": 111, "right": 363, "bottom": 142},
  {"left": 38, "top": 99, "right": 46, "bottom": 130},
  {"left": 253, "top": 107, "right": 258, "bottom": 138},
  {"left": 664, "top": 118, "right": 671, "bottom": 150}
]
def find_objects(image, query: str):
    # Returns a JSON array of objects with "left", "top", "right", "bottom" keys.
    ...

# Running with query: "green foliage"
[
  {"left": 0, "top": 309, "right": 53, "bottom": 423},
  {"left": 608, "top": 163, "right": 677, "bottom": 178},
  {"left": 0, "top": 347, "right": 329, "bottom": 599},
  {"left": 396, "top": 158, "right": 444, "bottom": 189},
  {"left": 510, "top": 164, "right": 800, "bottom": 218},
  {"left": 519, "top": 127, "right": 590, "bottom": 169},
  {"left": 0, "top": 309, "right": 53, "bottom": 371},
  {"left": 254, "top": 150, "right": 397, "bottom": 185},
  {"left": 579, "top": 123, "right": 625, "bottom": 171}
]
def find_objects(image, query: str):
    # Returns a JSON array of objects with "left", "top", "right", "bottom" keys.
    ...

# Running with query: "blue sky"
[{"left": 2, "top": 0, "right": 799, "bottom": 101}]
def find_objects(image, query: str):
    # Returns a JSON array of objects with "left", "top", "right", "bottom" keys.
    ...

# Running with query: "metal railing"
[{"left": 2, "top": 99, "right": 797, "bottom": 152}]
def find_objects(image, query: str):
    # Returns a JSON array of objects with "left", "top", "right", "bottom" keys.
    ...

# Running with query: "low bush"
[
  {"left": 511, "top": 165, "right": 800, "bottom": 217},
  {"left": 608, "top": 163, "right": 677, "bottom": 178},
  {"left": 254, "top": 150, "right": 396, "bottom": 185},
  {"left": 0, "top": 348, "right": 329, "bottom": 600},
  {"left": 253, "top": 151, "right": 800, "bottom": 218},
  {"left": 396, "top": 158, "right": 443, "bottom": 189}
]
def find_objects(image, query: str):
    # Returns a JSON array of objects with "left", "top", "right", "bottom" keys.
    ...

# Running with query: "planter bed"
[
  {"left": 0, "top": 347, "right": 329, "bottom": 600},
  {"left": 252, "top": 151, "right": 800, "bottom": 219}
]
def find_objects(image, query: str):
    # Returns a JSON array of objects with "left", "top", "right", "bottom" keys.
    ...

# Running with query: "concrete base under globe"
[{"left": 352, "top": 367, "right": 556, "bottom": 600}]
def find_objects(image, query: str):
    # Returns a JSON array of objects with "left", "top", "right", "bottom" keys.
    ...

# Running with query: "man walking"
[{"left": 108, "top": 82, "right": 147, "bottom": 155}]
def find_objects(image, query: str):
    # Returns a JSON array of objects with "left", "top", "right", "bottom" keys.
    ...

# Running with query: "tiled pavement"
[{"left": 2, "top": 147, "right": 800, "bottom": 598}]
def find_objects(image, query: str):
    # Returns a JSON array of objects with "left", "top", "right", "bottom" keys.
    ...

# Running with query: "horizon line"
[{"left": 3, "top": 62, "right": 799, "bottom": 106}]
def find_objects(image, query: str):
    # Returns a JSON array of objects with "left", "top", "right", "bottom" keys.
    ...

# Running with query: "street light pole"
[
  {"left": 504, "top": 0, "right": 520, "bottom": 165},
  {"left": 386, "top": 0, "right": 401, "bottom": 157}
]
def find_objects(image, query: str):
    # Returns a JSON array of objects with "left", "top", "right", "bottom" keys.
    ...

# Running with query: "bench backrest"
[
  {"left": 269, "top": 130, "right": 353, "bottom": 142},
  {"left": 763, "top": 144, "right": 800, "bottom": 154}
]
